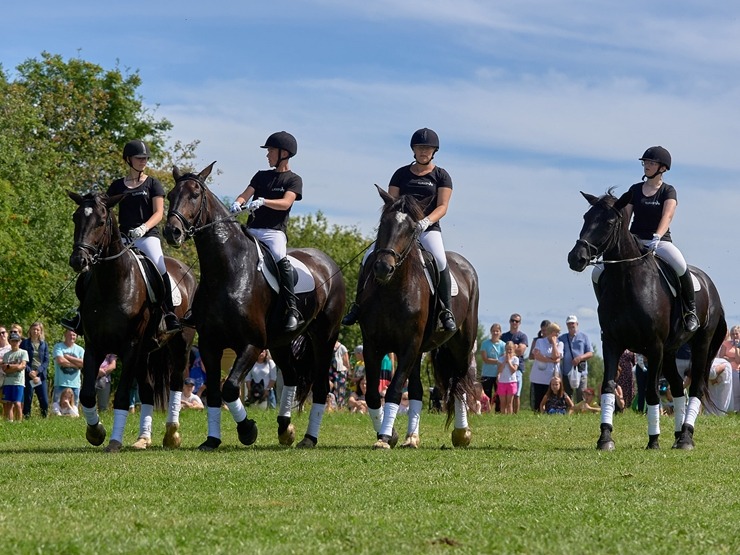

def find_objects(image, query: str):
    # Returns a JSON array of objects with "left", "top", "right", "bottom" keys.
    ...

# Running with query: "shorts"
[
  {"left": 497, "top": 381, "right": 518, "bottom": 396},
  {"left": 3, "top": 385, "right": 24, "bottom": 403}
]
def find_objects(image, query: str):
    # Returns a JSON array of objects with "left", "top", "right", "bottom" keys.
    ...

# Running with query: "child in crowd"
[
  {"left": 58, "top": 387, "right": 79, "bottom": 417},
  {"left": 2, "top": 331, "right": 28, "bottom": 422},
  {"left": 497, "top": 341, "right": 519, "bottom": 414},
  {"left": 540, "top": 375, "right": 574, "bottom": 415},
  {"left": 572, "top": 387, "right": 600, "bottom": 414}
]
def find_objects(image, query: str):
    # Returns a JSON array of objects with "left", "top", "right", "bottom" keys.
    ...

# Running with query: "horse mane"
[{"left": 382, "top": 194, "right": 426, "bottom": 222}]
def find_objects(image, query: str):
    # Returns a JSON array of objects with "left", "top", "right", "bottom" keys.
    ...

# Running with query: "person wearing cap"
[
  {"left": 342, "top": 128, "right": 457, "bottom": 332},
  {"left": 2, "top": 330, "right": 29, "bottom": 421},
  {"left": 181, "top": 377, "right": 204, "bottom": 410},
  {"left": 591, "top": 146, "right": 698, "bottom": 332},
  {"left": 559, "top": 315, "right": 594, "bottom": 403},
  {"left": 231, "top": 131, "right": 303, "bottom": 332},
  {"left": 62, "top": 139, "right": 181, "bottom": 334}
]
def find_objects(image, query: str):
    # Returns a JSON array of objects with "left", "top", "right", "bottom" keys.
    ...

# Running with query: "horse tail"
[{"left": 432, "top": 344, "right": 477, "bottom": 429}]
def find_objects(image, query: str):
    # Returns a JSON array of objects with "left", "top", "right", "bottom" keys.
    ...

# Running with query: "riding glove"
[
  {"left": 130, "top": 224, "right": 147, "bottom": 239},
  {"left": 417, "top": 217, "right": 431, "bottom": 233},
  {"left": 647, "top": 233, "right": 661, "bottom": 252},
  {"left": 230, "top": 201, "right": 242, "bottom": 214},
  {"left": 246, "top": 198, "right": 265, "bottom": 212}
]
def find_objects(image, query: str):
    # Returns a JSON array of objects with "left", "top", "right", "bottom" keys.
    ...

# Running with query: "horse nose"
[
  {"left": 164, "top": 225, "right": 182, "bottom": 246},
  {"left": 567, "top": 245, "right": 587, "bottom": 272},
  {"left": 69, "top": 252, "right": 88, "bottom": 273},
  {"left": 373, "top": 259, "right": 394, "bottom": 282}
]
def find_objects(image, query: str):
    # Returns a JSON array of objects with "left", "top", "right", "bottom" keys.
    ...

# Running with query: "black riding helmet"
[
  {"left": 639, "top": 146, "right": 671, "bottom": 171},
  {"left": 123, "top": 139, "right": 151, "bottom": 161},
  {"left": 410, "top": 128, "right": 439, "bottom": 165},
  {"left": 262, "top": 131, "right": 297, "bottom": 167}
]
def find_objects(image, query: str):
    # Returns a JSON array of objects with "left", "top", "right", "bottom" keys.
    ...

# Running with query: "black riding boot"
[
  {"left": 161, "top": 272, "right": 181, "bottom": 333},
  {"left": 60, "top": 309, "right": 84, "bottom": 336},
  {"left": 278, "top": 257, "right": 301, "bottom": 332},
  {"left": 679, "top": 271, "right": 699, "bottom": 332},
  {"left": 438, "top": 267, "right": 457, "bottom": 332},
  {"left": 342, "top": 266, "right": 365, "bottom": 326}
]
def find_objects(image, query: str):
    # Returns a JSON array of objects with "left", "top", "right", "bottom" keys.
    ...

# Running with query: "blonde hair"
[{"left": 546, "top": 322, "right": 561, "bottom": 335}]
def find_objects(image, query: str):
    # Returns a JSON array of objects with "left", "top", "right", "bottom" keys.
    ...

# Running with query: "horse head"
[
  {"left": 165, "top": 162, "right": 216, "bottom": 247},
  {"left": 567, "top": 189, "right": 628, "bottom": 272},
  {"left": 372, "top": 184, "right": 429, "bottom": 284},
  {"left": 68, "top": 191, "right": 124, "bottom": 273}
]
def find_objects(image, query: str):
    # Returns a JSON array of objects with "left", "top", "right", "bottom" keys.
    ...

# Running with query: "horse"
[
  {"left": 357, "top": 186, "right": 479, "bottom": 449},
  {"left": 163, "top": 162, "right": 345, "bottom": 450},
  {"left": 567, "top": 190, "right": 727, "bottom": 450},
  {"left": 68, "top": 191, "right": 197, "bottom": 452}
]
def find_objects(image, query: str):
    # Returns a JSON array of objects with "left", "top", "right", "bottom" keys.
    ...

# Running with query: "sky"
[{"left": 4, "top": 1, "right": 740, "bottom": 351}]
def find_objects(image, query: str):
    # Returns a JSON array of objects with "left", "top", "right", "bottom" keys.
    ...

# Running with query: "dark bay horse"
[
  {"left": 358, "top": 186, "right": 479, "bottom": 449},
  {"left": 68, "top": 191, "right": 196, "bottom": 452},
  {"left": 568, "top": 191, "right": 726, "bottom": 450},
  {"left": 164, "top": 163, "right": 345, "bottom": 450}
]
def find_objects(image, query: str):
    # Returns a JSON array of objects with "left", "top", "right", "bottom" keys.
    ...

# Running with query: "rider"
[
  {"left": 592, "top": 146, "right": 699, "bottom": 332},
  {"left": 61, "top": 139, "right": 181, "bottom": 334},
  {"left": 342, "top": 127, "right": 457, "bottom": 332},
  {"left": 230, "top": 131, "right": 303, "bottom": 332}
]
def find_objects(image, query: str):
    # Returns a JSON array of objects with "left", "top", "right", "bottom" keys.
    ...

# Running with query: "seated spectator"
[
  {"left": 348, "top": 377, "right": 369, "bottom": 414},
  {"left": 244, "top": 350, "right": 276, "bottom": 409},
  {"left": 58, "top": 387, "right": 79, "bottom": 417},
  {"left": 572, "top": 387, "right": 600, "bottom": 414},
  {"left": 704, "top": 357, "right": 732, "bottom": 415},
  {"left": 540, "top": 375, "right": 574, "bottom": 415},
  {"left": 351, "top": 345, "right": 365, "bottom": 384},
  {"left": 2, "top": 330, "right": 28, "bottom": 422},
  {"left": 399, "top": 391, "right": 410, "bottom": 415},
  {"left": 187, "top": 345, "right": 207, "bottom": 397},
  {"left": 325, "top": 391, "right": 338, "bottom": 412},
  {"left": 181, "top": 377, "right": 204, "bottom": 410}
]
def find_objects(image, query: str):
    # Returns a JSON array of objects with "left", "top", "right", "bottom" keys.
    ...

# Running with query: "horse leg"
[
  {"left": 79, "top": 349, "right": 106, "bottom": 446},
  {"left": 375, "top": 353, "right": 418, "bottom": 449},
  {"left": 644, "top": 347, "right": 664, "bottom": 450},
  {"left": 163, "top": 337, "right": 188, "bottom": 449},
  {"left": 105, "top": 355, "right": 140, "bottom": 452},
  {"left": 362, "top": 349, "right": 385, "bottom": 441},
  {"left": 222, "top": 345, "right": 261, "bottom": 446},
  {"left": 597, "top": 342, "right": 621, "bottom": 451},
  {"left": 133, "top": 355, "right": 154, "bottom": 450},
  {"left": 662, "top": 353, "right": 687, "bottom": 449},
  {"left": 198, "top": 342, "right": 224, "bottom": 451},
  {"left": 451, "top": 396, "right": 472, "bottom": 447},
  {"left": 401, "top": 367, "right": 424, "bottom": 449}
]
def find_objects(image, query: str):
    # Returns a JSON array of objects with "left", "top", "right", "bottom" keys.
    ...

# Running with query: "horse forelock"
[{"left": 383, "top": 195, "right": 425, "bottom": 221}]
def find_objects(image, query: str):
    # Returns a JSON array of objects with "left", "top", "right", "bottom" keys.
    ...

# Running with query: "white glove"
[
  {"left": 647, "top": 233, "right": 661, "bottom": 252},
  {"left": 416, "top": 217, "right": 431, "bottom": 233},
  {"left": 130, "top": 224, "right": 147, "bottom": 239},
  {"left": 246, "top": 197, "right": 265, "bottom": 212},
  {"left": 230, "top": 201, "right": 243, "bottom": 214}
]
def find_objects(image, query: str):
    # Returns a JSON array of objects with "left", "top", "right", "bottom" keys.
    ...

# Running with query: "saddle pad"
[
  {"left": 420, "top": 250, "right": 458, "bottom": 296},
  {"left": 259, "top": 255, "right": 315, "bottom": 295},
  {"left": 132, "top": 254, "right": 182, "bottom": 307}
]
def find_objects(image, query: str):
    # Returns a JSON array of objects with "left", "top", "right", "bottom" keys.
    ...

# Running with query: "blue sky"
[{"left": 4, "top": 1, "right": 740, "bottom": 350}]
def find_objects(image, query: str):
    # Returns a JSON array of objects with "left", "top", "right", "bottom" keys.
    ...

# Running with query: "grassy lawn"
[{"left": 1, "top": 407, "right": 738, "bottom": 554}]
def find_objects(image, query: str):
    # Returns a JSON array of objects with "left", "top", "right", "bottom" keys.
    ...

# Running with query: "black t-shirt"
[
  {"left": 247, "top": 170, "right": 303, "bottom": 232},
  {"left": 627, "top": 181, "right": 677, "bottom": 241},
  {"left": 107, "top": 177, "right": 165, "bottom": 238},
  {"left": 388, "top": 165, "right": 453, "bottom": 232}
]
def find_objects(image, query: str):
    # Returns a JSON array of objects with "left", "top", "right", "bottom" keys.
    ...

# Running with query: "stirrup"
[{"left": 164, "top": 312, "right": 181, "bottom": 333}]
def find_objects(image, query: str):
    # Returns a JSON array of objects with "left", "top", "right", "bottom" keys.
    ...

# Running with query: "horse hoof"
[
  {"left": 389, "top": 428, "right": 399, "bottom": 448},
  {"left": 400, "top": 433, "right": 420, "bottom": 448},
  {"left": 237, "top": 418, "right": 258, "bottom": 446},
  {"left": 646, "top": 434, "right": 660, "bottom": 450},
  {"left": 104, "top": 440, "right": 123, "bottom": 453},
  {"left": 85, "top": 423, "right": 106, "bottom": 446},
  {"left": 163, "top": 422, "right": 182, "bottom": 449},
  {"left": 198, "top": 436, "right": 222, "bottom": 451},
  {"left": 131, "top": 436, "right": 152, "bottom": 450},
  {"left": 278, "top": 423, "right": 296, "bottom": 446},
  {"left": 673, "top": 434, "right": 695, "bottom": 450},
  {"left": 296, "top": 436, "right": 317, "bottom": 449},
  {"left": 451, "top": 427, "right": 471, "bottom": 447},
  {"left": 372, "top": 439, "right": 391, "bottom": 450},
  {"left": 597, "top": 440, "right": 616, "bottom": 451}
]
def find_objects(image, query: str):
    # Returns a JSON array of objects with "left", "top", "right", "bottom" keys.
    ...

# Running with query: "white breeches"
[{"left": 250, "top": 228, "right": 287, "bottom": 260}]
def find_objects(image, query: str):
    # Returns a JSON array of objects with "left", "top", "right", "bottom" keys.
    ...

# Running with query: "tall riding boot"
[
  {"left": 341, "top": 265, "right": 365, "bottom": 326},
  {"left": 438, "top": 267, "right": 457, "bottom": 332},
  {"left": 161, "top": 272, "right": 181, "bottom": 333},
  {"left": 679, "top": 271, "right": 699, "bottom": 332},
  {"left": 277, "top": 257, "right": 301, "bottom": 332},
  {"left": 60, "top": 309, "right": 84, "bottom": 336}
]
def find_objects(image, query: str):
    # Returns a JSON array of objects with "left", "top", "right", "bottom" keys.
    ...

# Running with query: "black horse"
[
  {"left": 68, "top": 191, "right": 197, "bottom": 452},
  {"left": 568, "top": 191, "right": 726, "bottom": 450},
  {"left": 164, "top": 163, "right": 345, "bottom": 450},
  {"left": 357, "top": 186, "right": 479, "bottom": 449}
]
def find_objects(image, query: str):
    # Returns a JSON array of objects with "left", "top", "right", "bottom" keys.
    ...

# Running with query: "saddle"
[
  {"left": 654, "top": 257, "right": 699, "bottom": 298},
  {"left": 418, "top": 247, "right": 458, "bottom": 331}
]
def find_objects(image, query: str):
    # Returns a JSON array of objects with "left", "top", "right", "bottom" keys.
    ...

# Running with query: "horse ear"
[
  {"left": 581, "top": 191, "right": 599, "bottom": 206},
  {"left": 68, "top": 190, "right": 83, "bottom": 205},
  {"left": 199, "top": 161, "right": 216, "bottom": 181},
  {"left": 375, "top": 184, "right": 394, "bottom": 207},
  {"left": 172, "top": 166, "right": 182, "bottom": 180},
  {"left": 614, "top": 191, "right": 631, "bottom": 211},
  {"left": 106, "top": 193, "right": 126, "bottom": 209}
]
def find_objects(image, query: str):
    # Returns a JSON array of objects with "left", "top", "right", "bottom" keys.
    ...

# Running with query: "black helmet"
[
  {"left": 639, "top": 146, "right": 671, "bottom": 171},
  {"left": 122, "top": 139, "right": 151, "bottom": 160},
  {"left": 410, "top": 128, "right": 440, "bottom": 149},
  {"left": 261, "top": 131, "right": 297, "bottom": 157}
]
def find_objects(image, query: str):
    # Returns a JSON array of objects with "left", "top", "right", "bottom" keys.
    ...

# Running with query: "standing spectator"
[
  {"left": 501, "top": 314, "right": 528, "bottom": 413},
  {"left": 705, "top": 357, "right": 732, "bottom": 415},
  {"left": 497, "top": 341, "right": 519, "bottom": 414},
  {"left": 0, "top": 325, "right": 11, "bottom": 393},
  {"left": 559, "top": 315, "right": 594, "bottom": 403},
  {"left": 96, "top": 354, "right": 117, "bottom": 411},
  {"left": 2, "top": 331, "right": 28, "bottom": 421},
  {"left": 181, "top": 377, "right": 204, "bottom": 410},
  {"left": 479, "top": 323, "right": 505, "bottom": 403},
  {"left": 51, "top": 330, "right": 84, "bottom": 415},
  {"left": 718, "top": 326, "right": 740, "bottom": 413},
  {"left": 21, "top": 321, "right": 50, "bottom": 418},
  {"left": 244, "top": 349, "right": 277, "bottom": 409},
  {"left": 617, "top": 350, "right": 636, "bottom": 410},
  {"left": 331, "top": 340, "right": 350, "bottom": 409},
  {"left": 530, "top": 322, "right": 563, "bottom": 412}
]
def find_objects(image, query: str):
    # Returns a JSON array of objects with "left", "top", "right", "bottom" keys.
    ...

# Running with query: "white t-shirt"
[
  {"left": 530, "top": 337, "right": 564, "bottom": 385},
  {"left": 497, "top": 355, "right": 520, "bottom": 384},
  {"left": 246, "top": 360, "right": 277, "bottom": 386}
]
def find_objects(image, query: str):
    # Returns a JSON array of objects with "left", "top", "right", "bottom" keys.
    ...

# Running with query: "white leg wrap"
[
  {"left": 207, "top": 406, "right": 222, "bottom": 439},
  {"left": 306, "top": 403, "right": 325, "bottom": 438},
  {"left": 368, "top": 407, "right": 383, "bottom": 433},
  {"left": 139, "top": 404, "right": 153, "bottom": 438},
  {"left": 111, "top": 409, "right": 129, "bottom": 443},
  {"left": 600, "top": 393, "right": 615, "bottom": 426},
  {"left": 647, "top": 404, "right": 661, "bottom": 436},
  {"left": 380, "top": 402, "right": 399, "bottom": 437},
  {"left": 454, "top": 395, "right": 468, "bottom": 429},
  {"left": 82, "top": 405, "right": 99, "bottom": 426},
  {"left": 279, "top": 385, "right": 297, "bottom": 417},
  {"left": 684, "top": 397, "right": 702, "bottom": 428},
  {"left": 226, "top": 398, "right": 247, "bottom": 423},
  {"left": 407, "top": 399, "right": 423, "bottom": 435},
  {"left": 673, "top": 396, "right": 686, "bottom": 432},
  {"left": 168, "top": 390, "right": 182, "bottom": 424}
]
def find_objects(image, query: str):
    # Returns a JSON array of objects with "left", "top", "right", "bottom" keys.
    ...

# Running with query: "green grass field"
[{"left": 1, "top": 407, "right": 738, "bottom": 555}]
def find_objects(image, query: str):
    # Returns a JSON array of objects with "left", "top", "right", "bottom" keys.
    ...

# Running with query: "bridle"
[
  {"left": 167, "top": 174, "right": 236, "bottom": 237},
  {"left": 72, "top": 201, "right": 131, "bottom": 265},
  {"left": 374, "top": 214, "right": 423, "bottom": 272},
  {"left": 580, "top": 201, "right": 651, "bottom": 266}
]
